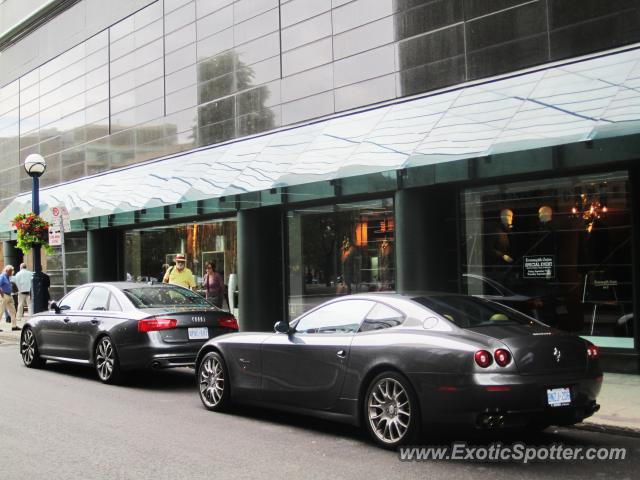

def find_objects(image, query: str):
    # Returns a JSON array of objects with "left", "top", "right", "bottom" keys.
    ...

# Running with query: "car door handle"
[
  {"left": 91, "top": 318, "right": 99, "bottom": 325},
  {"left": 63, "top": 317, "right": 71, "bottom": 323},
  {"left": 336, "top": 350, "right": 347, "bottom": 359}
]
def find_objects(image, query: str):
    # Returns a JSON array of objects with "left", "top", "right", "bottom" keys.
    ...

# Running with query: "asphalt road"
[{"left": 0, "top": 342, "right": 638, "bottom": 480}]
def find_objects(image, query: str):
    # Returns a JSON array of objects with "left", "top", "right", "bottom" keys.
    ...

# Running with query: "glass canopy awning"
[{"left": 2, "top": 44, "right": 639, "bottom": 231}]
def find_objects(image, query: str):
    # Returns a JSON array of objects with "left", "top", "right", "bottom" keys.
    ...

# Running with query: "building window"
[
  {"left": 124, "top": 218, "right": 237, "bottom": 309},
  {"left": 462, "top": 171, "right": 634, "bottom": 349},
  {"left": 287, "top": 198, "right": 395, "bottom": 319},
  {"left": 46, "top": 232, "right": 88, "bottom": 301}
]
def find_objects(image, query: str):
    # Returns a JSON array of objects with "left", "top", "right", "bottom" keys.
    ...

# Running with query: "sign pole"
[{"left": 60, "top": 216, "right": 67, "bottom": 294}]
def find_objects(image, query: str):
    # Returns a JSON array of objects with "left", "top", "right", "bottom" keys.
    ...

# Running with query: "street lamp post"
[{"left": 24, "top": 153, "right": 48, "bottom": 313}]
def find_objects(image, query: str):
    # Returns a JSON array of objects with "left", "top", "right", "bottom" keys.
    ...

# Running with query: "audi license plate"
[
  {"left": 188, "top": 327, "right": 209, "bottom": 340},
  {"left": 547, "top": 387, "right": 571, "bottom": 407}
]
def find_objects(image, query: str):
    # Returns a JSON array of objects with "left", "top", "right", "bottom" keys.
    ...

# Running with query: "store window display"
[
  {"left": 463, "top": 172, "right": 634, "bottom": 349},
  {"left": 124, "top": 218, "right": 237, "bottom": 311},
  {"left": 288, "top": 199, "right": 395, "bottom": 319}
]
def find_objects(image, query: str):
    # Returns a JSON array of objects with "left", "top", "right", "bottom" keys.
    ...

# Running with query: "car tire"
[
  {"left": 20, "top": 327, "right": 46, "bottom": 369},
  {"left": 198, "top": 351, "right": 231, "bottom": 411},
  {"left": 363, "top": 371, "right": 420, "bottom": 448},
  {"left": 94, "top": 336, "right": 121, "bottom": 384}
]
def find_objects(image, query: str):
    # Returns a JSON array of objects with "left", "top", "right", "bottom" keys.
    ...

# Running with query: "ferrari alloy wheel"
[
  {"left": 365, "top": 372, "right": 419, "bottom": 448},
  {"left": 21, "top": 328, "right": 46, "bottom": 368},
  {"left": 95, "top": 336, "right": 121, "bottom": 384},
  {"left": 198, "top": 351, "right": 230, "bottom": 411}
]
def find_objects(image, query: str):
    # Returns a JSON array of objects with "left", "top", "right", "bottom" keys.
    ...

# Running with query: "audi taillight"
[
  {"left": 494, "top": 349, "right": 511, "bottom": 367},
  {"left": 138, "top": 318, "right": 177, "bottom": 333},
  {"left": 586, "top": 343, "right": 599, "bottom": 359},
  {"left": 217, "top": 314, "right": 238, "bottom": 330},
  {"left": 474, "top": 350, "right": 493, "bottom": 368}
]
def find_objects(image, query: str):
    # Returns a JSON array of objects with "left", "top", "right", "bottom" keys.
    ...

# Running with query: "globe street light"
[{"left": 24, "top": 153, "right": 49, "bottom": 313}]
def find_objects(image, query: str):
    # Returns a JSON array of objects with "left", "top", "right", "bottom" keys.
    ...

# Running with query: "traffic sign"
[
  {"left": 51, "top": 205, "right": 71, "bottom": 232},
  {"left": 48, "top": 224, "right": 62, "bottom": 246}
]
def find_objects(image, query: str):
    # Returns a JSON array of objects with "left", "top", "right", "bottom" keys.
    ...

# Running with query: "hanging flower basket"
[{"left": 11, "top": 212, "right": 54, "bottom": 255}]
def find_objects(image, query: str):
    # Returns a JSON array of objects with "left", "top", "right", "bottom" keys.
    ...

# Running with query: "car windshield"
[
  {"left": 124, "top": 286, "right": 210, "bottom": 308},
  {"left": 412, "top": 295, "right": 541, "bottom": 328}
]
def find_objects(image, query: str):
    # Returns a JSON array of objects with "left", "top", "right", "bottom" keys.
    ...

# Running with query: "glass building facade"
[{"left": 2, "top": 0, "right": 640, "bottom": 371}]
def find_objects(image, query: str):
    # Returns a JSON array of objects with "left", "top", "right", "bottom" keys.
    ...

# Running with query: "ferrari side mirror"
[{"left": 274, "top": 321, "right": 292, "bottom": 334}]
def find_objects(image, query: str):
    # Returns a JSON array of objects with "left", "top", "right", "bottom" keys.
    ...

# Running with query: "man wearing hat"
[{"left": 162, "top": 253, "right": 196, "bottom": 290}]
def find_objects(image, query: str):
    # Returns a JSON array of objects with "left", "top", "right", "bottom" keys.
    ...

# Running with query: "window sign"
[{"left": 523, "top": 255, "right": 555, "bottom": 279}]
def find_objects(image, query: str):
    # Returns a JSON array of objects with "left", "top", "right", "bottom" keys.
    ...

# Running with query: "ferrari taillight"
[
  {"left": 474, "top": 350, "right": 493, "bottom": 368},
  {"left": 587, "top": 343, "right": 599, "bottom": 359},
  {"left": 217, "top": 314, "right": 238, "bottom": 330},
  {"left": 138, "top": 318, "right": 177, "bottom": 333},
  {"left": 494, "top": 349, "right": 511, "bottom": 367}
]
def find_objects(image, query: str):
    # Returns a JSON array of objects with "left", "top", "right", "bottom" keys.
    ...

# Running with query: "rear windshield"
[
  {"left": 124, "top": 286, "right": 210, "bottom": 308},
  {"left": 412, "top": 295, "right": 540, "bottom": 328}
]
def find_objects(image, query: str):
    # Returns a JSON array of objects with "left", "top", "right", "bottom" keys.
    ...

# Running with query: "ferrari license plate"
[
  {"left": 547, "top": 387, "right": 571, "bottom": 407},
  {"left": 188, "top": 327, "right": 209, "bottom": 340}
]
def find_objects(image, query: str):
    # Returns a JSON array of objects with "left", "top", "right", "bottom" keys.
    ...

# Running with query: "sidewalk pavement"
[{"left": 1, "top": 320, "right": 639, "bottom": 435}]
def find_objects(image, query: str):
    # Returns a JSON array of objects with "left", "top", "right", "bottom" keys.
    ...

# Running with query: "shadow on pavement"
[{"left": 38, "top": 361, "right": 196, "bottom": 391}]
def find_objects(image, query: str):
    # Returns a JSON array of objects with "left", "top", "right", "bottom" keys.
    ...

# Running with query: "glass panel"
[
  {"left": 83, "top": 287, "right": 111, "bottom": 311},
  {"left": 46, "top": 232, "right": 88, "bottom": 302},
  {"left": 294, "top": 299, "right": 374, "bottom": 333},
  {"left": 282, "top": 37, "right": 333, "bottom": 77},
  {"left": 394, "top": 0, "right": 463, "bottom": 41},
  {"left": 461, "top": 171, "right": 634, "bottom": 348},
  {"left": 196, "top": 0, "right": 233, "bottom": 18},
  {"left": 233, "top": 0, "right": 278, "bottom": 24},
  {"left": 59, "top": 287, "right": 91, "bottom": 311},
  {"left": 108, "top": 294, "right": 123, "bottom": 312},
  {"left": 331, "top": 0, "right": 394, "bottom": 35},
  {"left": 196, "top": 5, "right": 233, "bottom": 40},
  {"left": 281, "top": 0, "right": 331, "bottom": 28},
  {"left": 282, "top": 12, "right": 332, "bottom": 52},
  {"left": 234, "top": 8, "right": 279, "bottom": 46},
  {"left": 165, "top": 1, "right": 196, "bottom": 34},
  {"left": 333, "top": 16, "right": 394, "bottom": 60},
  {"left": 165, "top": 23, "right": 197, "bottom": 53},
  {"left": 359, "top": 302, "right": 405, "bottom": 331},
  {"left": 288, "top": 198, "right": 395, "bottom": 319},
  {"left": 123, "top": 218, "right": 237, "bottom": 311}
]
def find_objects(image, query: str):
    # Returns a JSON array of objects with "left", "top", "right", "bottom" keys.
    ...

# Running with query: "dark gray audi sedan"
[
  {"left": 20, "top": 282, "right": 238, "bottom": 383},
  {"left": 195, "top": 292, "right": 602, "bottom": 448}
]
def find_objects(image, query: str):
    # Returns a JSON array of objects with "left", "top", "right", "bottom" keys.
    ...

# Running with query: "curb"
[{"left": 569, "top": 422, "right": 640, "bottom": 438}]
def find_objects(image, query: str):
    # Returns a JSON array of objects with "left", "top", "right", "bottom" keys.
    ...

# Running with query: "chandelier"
[{"left": 571, "top": 191, "right": 608, "bottom": 233}]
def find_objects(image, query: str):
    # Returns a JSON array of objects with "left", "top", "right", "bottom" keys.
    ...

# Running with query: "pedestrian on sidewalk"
[
  {"left": 202, "top": 262, "right": 224, "bottom": 308},
  {"left": 0, "top": 265, "right": 20, "bottom": 331},
  {"left": 14, "top": 263, "right": 33, "bottom": 321},
  {"left": 163, "top": 254, "right": 196, "bottom": 290}
]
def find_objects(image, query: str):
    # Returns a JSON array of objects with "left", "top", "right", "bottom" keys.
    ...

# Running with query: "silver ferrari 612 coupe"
[{"left": 194, "top": 292, "right": 601, "bottom": 448}]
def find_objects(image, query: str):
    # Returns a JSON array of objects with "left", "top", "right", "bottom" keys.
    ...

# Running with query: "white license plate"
[
  {"left": 547, "top": 387, "right": 571, "bottom": 407},
  {"left": 188, "top": 327, "right": 209, "bottom": 340}
]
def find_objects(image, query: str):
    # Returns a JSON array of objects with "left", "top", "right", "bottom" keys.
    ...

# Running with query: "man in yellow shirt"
[{"left": 162, "top": 254, "right": 196, "bottom": 290}]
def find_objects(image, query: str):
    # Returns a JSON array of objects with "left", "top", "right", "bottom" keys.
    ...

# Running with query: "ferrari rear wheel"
[
  {"left": 198, "top": 351, "right": 230, "bottom": 411},
  {"left": 95, "top": 336, "right": 121, "bottom": 384},
  {"left": 364, "top": 371, "right": 420, "bottom": 448},
  {"left": 21, "top": 328, "right": 46, "bottom": 369}
]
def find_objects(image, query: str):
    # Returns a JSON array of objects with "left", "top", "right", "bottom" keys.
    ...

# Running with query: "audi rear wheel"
[{"left": 95, "top": 336, "right": 121, "bottom": 384}]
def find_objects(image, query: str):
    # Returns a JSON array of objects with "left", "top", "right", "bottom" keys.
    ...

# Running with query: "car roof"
[
  {"left": 344, "top": 291, "right": 465, "bottom": 301},
  {"left": 77, "top": 281, "right": 170, "bottom": 289}
]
